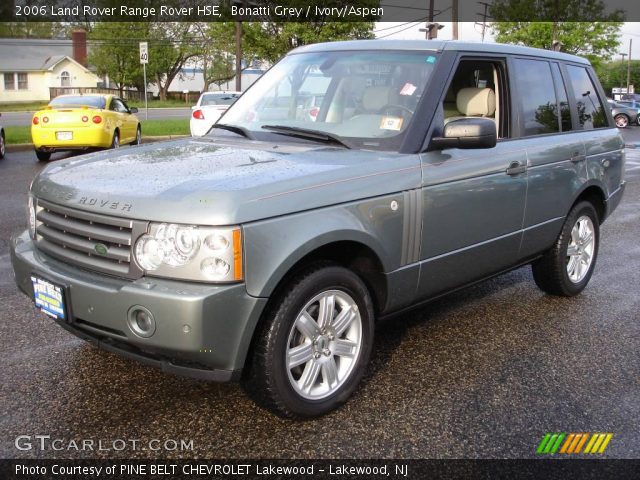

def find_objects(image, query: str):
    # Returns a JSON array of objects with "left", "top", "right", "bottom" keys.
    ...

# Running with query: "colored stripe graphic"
[{"left": 537, "top": 433, "right": 612, "bottom": 454}]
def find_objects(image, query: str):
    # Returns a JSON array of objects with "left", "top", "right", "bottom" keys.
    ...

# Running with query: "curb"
[{"left": 5, "top": 135, "right": 189, "bottom": 153}]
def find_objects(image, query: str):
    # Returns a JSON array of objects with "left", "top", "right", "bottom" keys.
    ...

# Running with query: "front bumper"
[{"left": 10, "top": 231, "right": 267, "bottom": 382}]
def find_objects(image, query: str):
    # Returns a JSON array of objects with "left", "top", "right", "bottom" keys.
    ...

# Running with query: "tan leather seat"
[{"left": 445, "top": 87, "right": 496, "bottom": 124}]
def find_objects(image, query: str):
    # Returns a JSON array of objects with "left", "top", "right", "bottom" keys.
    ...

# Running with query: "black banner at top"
[{"left": 0, "top": 0, "right": 638, "bottom": 22}]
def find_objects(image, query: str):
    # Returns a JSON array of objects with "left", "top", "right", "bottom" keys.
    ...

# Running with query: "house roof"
[{"left": 0, "top": 38, "right": 94, "bottom": 72}]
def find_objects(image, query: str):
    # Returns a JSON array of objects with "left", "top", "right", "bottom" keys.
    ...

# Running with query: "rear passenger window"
[
  {"left": 513, "top": 59, "right": 559, "bottom": 136},
  {"left": 550, "top": 63, "right": 572, "bottom": 132},
  {"left": 566, "top": 65, "right": 607, "bottom": 129}
]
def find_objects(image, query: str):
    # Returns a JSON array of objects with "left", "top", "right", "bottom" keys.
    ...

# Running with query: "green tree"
[
  {"left": 244, "top": 22, "right": 374, "bottom": 64},
  {"left": 193, "top": 22, "right": 237, "bottom": 92},
  {"left": 594, "top": 60, "right": 640, "bottom": 96},
  {"left": 88, "top": 22, "right": 200, "bottom": 100},
  {"left": 0, "top": 22, "right": 66, "bottom": 38},
  {"left": 88, "top": 23, "right": 149, "bottom": 96},
  {"left": 490, "top": 1, "right": 623, "bottom": 67}
]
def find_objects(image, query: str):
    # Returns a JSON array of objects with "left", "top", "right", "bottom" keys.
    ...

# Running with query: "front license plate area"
[
  {"left": 56, "top": 131, "right": 73, "bottom": 140},
  {"left": 31, "top": 275, "right": 67, "bottom": 321}
]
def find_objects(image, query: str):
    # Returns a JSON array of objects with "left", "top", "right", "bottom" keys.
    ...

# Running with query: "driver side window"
[{"left": 441, "top": 59, "right": 509, "bottom": 139}]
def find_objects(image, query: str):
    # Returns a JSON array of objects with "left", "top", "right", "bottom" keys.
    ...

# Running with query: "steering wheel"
[{"left": 378, "top": 104, "right": 414, "bottom": 116}]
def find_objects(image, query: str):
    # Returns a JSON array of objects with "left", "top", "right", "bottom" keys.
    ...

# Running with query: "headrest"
[
  {"left": 362, "top": 86, "right": 392, "bottom": 111},
  {"left": 456, "top": 87, "right": 496, "bottom": 117}
]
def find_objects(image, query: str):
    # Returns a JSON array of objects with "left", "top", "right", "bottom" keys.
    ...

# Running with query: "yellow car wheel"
[
  {"left": 35, "top": 149, "right": 51, "bottom": 162},
  {"left": 133, "top": 126, "right": 141, "bottom": 146},
  {"left": 111, "top": 130, "right": 120, "bottom": 149}
]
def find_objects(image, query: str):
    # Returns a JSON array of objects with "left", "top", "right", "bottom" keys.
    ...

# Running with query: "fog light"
[{"left": 127, "top": 306, "right": 156, "bottom": 338}]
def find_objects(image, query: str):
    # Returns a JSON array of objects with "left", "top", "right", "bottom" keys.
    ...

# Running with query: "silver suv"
[{"left": 11, "top": 40, "right": 625, "bottom": 418}]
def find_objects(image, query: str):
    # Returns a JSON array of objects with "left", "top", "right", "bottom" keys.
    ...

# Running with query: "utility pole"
[
  {"left": 452, "top": 0, "right": 459, "bottom": 40},
  {"left": 420, "top": 0, "right": 443, "bottom": 40},
  {"left": 627, "top": 39, "right": 633, "bottom": 96},
  {"left": 475, "top": 2, "right": 492, "bottom": 42},
  {"left": 235, "top": 21, "right": 242, "bottom": 91}
]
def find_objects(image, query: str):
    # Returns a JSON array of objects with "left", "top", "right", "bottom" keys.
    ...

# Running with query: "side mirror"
[
  {"left": 431, "top": 117, "right": 497, "bottom": 150},
  {"left": 129, "top": 107, "right": 139, "bottom": 113}
]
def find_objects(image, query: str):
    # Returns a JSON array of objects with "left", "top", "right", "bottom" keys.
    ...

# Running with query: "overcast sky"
[{"left": 374, "top": 22, "right": 640, "bottom": 60}]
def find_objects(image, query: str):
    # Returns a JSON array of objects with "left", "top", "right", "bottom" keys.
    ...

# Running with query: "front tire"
[
  {"left": 0, "top": 130, "right": 5, "bottom": 159},
  {"left": 132, "top": 126, "right": 141, "bottom": 146},
  {"left": 244, "top": 263, "right": 375, "bottom": 418},
  {"left": 35, "top": 149, "right": 51, "bottom": 162},
  {"left": 614, "top": 114, "right": 629, "bottom": 128},
  {"left": 532, "top": 201, "right": 599, "bottom": 296}
]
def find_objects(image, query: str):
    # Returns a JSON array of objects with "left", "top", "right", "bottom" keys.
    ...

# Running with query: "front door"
[{"left": 416, "top": 57, "right": 528, "bottom": 300}]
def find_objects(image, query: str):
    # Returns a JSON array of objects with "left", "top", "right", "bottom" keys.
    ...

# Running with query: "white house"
[{"left": 0, "top": 31, "right": 101, "bottom": 103}]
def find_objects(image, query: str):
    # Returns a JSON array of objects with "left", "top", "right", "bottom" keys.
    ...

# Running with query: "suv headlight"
[{"left": 134, "top": 223, "right": 243, "bottom": 282}]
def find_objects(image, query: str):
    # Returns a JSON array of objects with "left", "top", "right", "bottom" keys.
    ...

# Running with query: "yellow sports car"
[{"left": 31, "top": 94, "right": 141, "bottom": 162}]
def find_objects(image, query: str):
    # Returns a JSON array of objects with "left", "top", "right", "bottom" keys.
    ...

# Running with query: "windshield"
[
  {"left": 49, "top": 95, "right": 106, "bottom": 109},
  {"left": 220, "top": 50, "right": 439, "bottom": 151}
]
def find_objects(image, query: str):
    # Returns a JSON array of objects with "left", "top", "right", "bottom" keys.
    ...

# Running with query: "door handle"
[
  {"left": 506, "top": 161, "right": 526, "bottom": 176},
  {"left": 570, "top": 151, "right": 586, "bottom": 163}
]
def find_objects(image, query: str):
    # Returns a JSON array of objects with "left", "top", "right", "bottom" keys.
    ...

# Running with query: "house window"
[
  {"left": 4, "top": 73, "right": 15, "bottom": 90},
  {"left": 3, "top": 73, "right": 27, "bottom": 90},
  {"left": 60, "top": 71, "right": 70, "bottom": 87},
  {"left": 17, "top": 73, "right": 28, "bottom": 90}
]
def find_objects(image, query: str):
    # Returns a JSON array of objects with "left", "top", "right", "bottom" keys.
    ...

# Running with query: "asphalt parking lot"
[{"left": 1, "top": 129, "right": 639, "bottom": 460}]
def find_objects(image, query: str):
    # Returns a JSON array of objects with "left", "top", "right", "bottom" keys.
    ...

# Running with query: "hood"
[{"left": 31, "top": 137, "right": 421, "bottom": 225}]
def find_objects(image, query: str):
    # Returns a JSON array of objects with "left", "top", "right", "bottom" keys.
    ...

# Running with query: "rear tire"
[
  {"left": 243, "top": 263, "right": 375, "bottom": 418},
  {"left": 614, "top": 114, "right": 629, "bottom": 128},
  {"left": 111, "top": 130, "right": 120, "bottom": 149},
  {"left": 35, "top": 149, "right": 51, "bottom": 162},
  {"left": 532, "top": 201, "right": 599, "bottom": 296},
  {"left": 0, "top": 130, "right": 5, "bottom": 159}
]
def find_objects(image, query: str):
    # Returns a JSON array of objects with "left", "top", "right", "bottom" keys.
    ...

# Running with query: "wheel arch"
[
  {"left": 237, "top": 236, "right": 387, "bottom": 376},
  {"left": 571, "top": 183, "right": 607, "bottom": 224}
]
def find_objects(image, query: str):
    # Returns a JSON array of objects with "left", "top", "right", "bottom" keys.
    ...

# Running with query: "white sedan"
[{"left": 190, "top": 91, "right": 242, "bottom": 137}]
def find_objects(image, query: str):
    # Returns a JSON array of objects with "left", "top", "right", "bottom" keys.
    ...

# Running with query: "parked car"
[
  {"left": 31, "top": 94, "right": 140, "bottom": 162},
  {"left": 617, "top": 99, "right": 640, "bottom": 123},
  {"left": 607, "top": 99, "right": 638, "bottom": 128},
  {"left": 11, "top": 40, "right": 625, "bottom": 418},
  {"left": 190, "top": 91, "right": 241, "bottom": 136},
  {"left": 0, "top": 113, "right": 5, "bottom": 159}
]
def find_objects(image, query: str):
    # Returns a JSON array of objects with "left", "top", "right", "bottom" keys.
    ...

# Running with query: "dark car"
[
  {"left": 617, "top": 99, "right": 640, "bottom": 123},
  {"left": 607, "top": 99, "right": 638, "bottom": 128}
]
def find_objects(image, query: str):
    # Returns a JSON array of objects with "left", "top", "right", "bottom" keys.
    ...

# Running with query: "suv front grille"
[{"left": 35, "top": 199, "right": 147, "bottom": 279}]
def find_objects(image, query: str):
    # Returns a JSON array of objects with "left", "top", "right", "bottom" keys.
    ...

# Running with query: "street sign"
[{"left": 139, "top": 42, "right": 148, "bottom": 64}]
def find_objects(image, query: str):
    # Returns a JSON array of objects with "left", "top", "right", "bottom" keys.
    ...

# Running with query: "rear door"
[{"left": 511, "top": 58, "right": 587, "bottom": 259}]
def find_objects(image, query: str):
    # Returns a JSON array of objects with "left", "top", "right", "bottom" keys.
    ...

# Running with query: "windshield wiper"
[
  {"left": 261, "top": 125, "right": 351, "bottom": 149},
  {"left": 209, "top": 123, "right": 253, "bottom": 139}
]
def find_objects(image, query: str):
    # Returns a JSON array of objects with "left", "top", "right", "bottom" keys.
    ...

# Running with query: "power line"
[{"left": 377, "top": 21, "right": 425, "bottom": 39}]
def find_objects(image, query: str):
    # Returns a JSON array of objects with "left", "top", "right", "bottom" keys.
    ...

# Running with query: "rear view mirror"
[{"left": 431, "top": 117, "right": 497, "bottom": 150}]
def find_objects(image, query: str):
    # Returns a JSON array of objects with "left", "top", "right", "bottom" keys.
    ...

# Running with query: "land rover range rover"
[{"left": 11, "top": 40, "right": 625, "bottom": 418}]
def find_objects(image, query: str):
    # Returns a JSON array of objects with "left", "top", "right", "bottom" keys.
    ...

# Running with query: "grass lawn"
[
  {"left": 0, "top": 102, "right": 49, "bottom": 112},
  {"left": 3, "top": 126, "right": 32, "bottom": 145},
  {"left": 3, "top": 119, "right": 189, "bottom": 145},
  {"left": 140, "top": 119, "right": 189, "bottom": 136},
  {"left": 1, "top": 99, "right": 191, "bottom": 112}
]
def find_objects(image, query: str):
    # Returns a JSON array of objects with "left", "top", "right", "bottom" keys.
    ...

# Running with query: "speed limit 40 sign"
[{"left": 139, "top": 42, "right": 148, "bottom": 64}]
